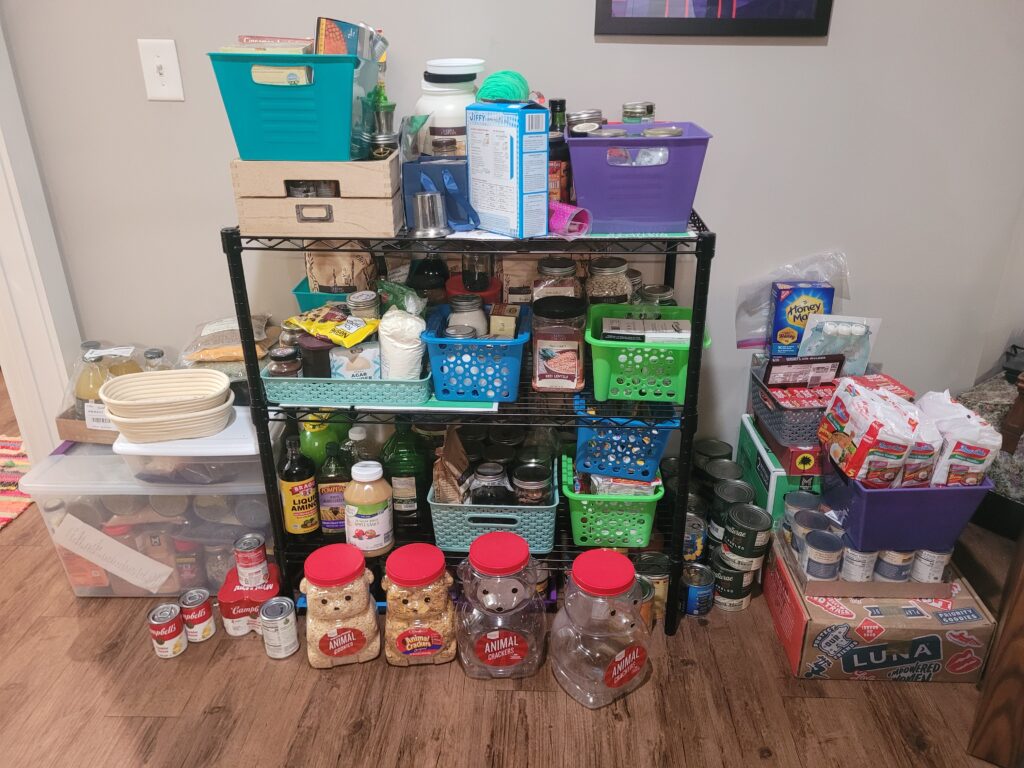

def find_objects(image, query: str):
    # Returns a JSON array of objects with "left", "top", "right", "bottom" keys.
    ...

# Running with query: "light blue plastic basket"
[
  {"left": 208, "top": 53, "right": 374, "bottom": 161},
  {"left": 261, "top": 368, "right": 431, "bottom": 407},
  {"left": 292, "top": 278, "right": 345, "bottom": 312}
]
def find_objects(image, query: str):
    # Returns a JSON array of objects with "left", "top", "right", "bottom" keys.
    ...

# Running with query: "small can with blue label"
[
  {"left": 799, "top": 530, "right": 843, "bottom": 581},
  {"left": 682, "top": 563, "right": 715, "bottom": 616},
  {"left": 683, "top": 514, "right": 707, "bottom": 562},
  {"left": 874, "top": 549, "right": 915, "bottom": 582}
]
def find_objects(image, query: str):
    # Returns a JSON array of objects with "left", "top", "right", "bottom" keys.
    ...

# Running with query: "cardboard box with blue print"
[{"left": 763, "top": 543, "right": 995, "bottom": 682}]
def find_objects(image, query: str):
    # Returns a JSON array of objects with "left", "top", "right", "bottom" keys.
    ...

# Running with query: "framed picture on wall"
[{"left": 595, "top": 0, "right": 833, "bottom": 37}]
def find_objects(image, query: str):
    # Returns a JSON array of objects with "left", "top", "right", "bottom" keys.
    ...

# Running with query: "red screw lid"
[
  {"left": 386, "top": 543, "right": 447, "bottom": 588},
  {"left": 304, "top": 543, "right": 366, "bottom": 588},
  {"left": 572, "top": 549, "right": 636, "bottom": 597},
  {"left": 102, "top": 524, "right": 133, "bottom": 537},
  {"left": 469, "top": 532, "right": 530, "bottom": 576}
]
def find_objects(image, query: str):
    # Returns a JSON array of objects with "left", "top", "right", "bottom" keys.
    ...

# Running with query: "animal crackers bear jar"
[
  {"left": 300, "top": 543, "right": 381, "bottom": 668},
  {"left": 382, "top": 543, "right": 456, "bottom": 666}
]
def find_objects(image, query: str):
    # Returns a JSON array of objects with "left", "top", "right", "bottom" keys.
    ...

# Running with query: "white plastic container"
[
  {"left": 19, "top": 443, "right": 272, "bottom": 597},
  {"left": 413, "top": 58, "right": 484, "bottom": 157},
  {"left": 112, "top": 406, "right": 277, "bottom": 485}
]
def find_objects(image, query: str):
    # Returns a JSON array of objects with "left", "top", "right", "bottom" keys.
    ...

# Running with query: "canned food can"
[
  {"left": 687, "top": 491, "right": 709, "bottom": 520},
  {"left": 722, "top": 503, "right": 773, "bottom": 570},
  {"left": 874, "top": 550, "right": 915, "bottom": 582},
  {"left": 800, "top": 530, "right": 843, "bottom": 581},
  {"left": 714, "top": 591, "right": 751, "bottom": 612},
  {"left": 710, "top": 547, "right": 755, "bottom": 598},
  {"left": 709, "top": 480, "right": 755, "bottom": 540},
  {"left": 637, "top": 576, "right": 655, "bottom": 629},
  {"left": 683, "top": 513, "right": 707, "bottom": 562},
  {"left": 693, "top": 438, "right": 732, "bottom": 471},
  {"left": 911, "top": 549, "right": 953, "bottom": 583},
  {"left": 179, "top": 588, "right": 217, "bottom": 643},
  {"left": 682, "top": 563, "right": 715, "bottom": 616},
  {"left": 148, "top": 603, "right": 187, "bottom": 659},
  {"left": 840, "top": 536, "right": 878, "bottom": 582},
  {"left": 700, "top": 458, "right": 744, "bottom": 497},
  {"left": 791, "top": 509, "right": 831, "bottom": 553},
  {"left": 634, "top": 552, "right": 670, "bottom": 621},
  {"left": 234, "top": 533, "right": 269, "bottom": 588},
  {"left": 259, "top": 596, "right": 300, "bottom": 659}
]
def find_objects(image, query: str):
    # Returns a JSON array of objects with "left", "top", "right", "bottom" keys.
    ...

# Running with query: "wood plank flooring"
[{"left": 0, "top": 372, "right": 993, "bottom": 768}]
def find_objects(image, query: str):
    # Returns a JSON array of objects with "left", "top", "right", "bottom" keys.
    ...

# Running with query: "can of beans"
[
  {"left": 693, "top": 438, "right": 732, "bottom": 471},
  {"left": 682, "top": 563, "right": 715, "bottom": 616},
  {"left": 179, "top": 588, "right": 217, "bottom": 643},
  {"left": 721, "top": 503, "right": 773, "bottom": 571},
  {"left": 635, "top": 552, "right": 670, "bottom": 621},
  {"left": 148, "top": 603, "right": 187, "bottom": 659},
  {"left": 714, "top": 592, "right": 752, "bottom": 612},
  {"left": 840, "top": 536, "right": 877, "bottom": 582},
  {"left": 234, "top": 533, "right": 269, "bottom": 588},
  {"left": 709, "top": 479, "right": 755, "bottom": 541},
  {"left": 791, "top": 509, "right": 831, "bottom": 553},
  {"left": 911, "top": 549, "right": 953, "bottom": 583},
  {"left": 874, "top": 550, "right": 915, "bottom": 582},
  {"left": 259, "top": 596, "right": 300, "bottom": 659},
  {"left": 636, "top": 576, "right": 655, "bottom": 629},
  {"left": 710, "top": 546, "right": 755, "bottom": 599},
  {"left": 800, "top": 530, "right": 844, "bottom": 581},
  {"left": 683, "top": 513, "right": 707, "bottom": 562}
]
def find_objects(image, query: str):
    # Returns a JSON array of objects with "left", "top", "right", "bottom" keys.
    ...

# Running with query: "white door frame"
[{"left": 0, "top": 19, "right": 81, "bottom": 461}]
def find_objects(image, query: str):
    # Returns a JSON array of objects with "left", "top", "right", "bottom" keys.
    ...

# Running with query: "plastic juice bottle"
[
  {"left": 343, "top": 426, "right": 371, "bottom": 462},
  {"left": 382, "top": 420, "right": 428, "bottom": 533},
  {"left": 318, "top": 442, "right": 353, "bottom": 537},
  {"left": 327, "top": 409, "right": 352, "bottom": 443},
  {"left": 300, "top": 414, "right": 334, "bottom": 470},
  {"left": 74, "top": 353, "right": 107, "bottom": 419},
  {"left": 344, "top": 461, "right": 394, "bottom": 558},
  {"left": 279, "top": 436, "right": 320, "bottom": 535}
]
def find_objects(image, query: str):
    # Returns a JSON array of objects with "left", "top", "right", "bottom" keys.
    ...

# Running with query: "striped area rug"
[{"left": 0, "top": 436, "right": 31, "bottom": 529}]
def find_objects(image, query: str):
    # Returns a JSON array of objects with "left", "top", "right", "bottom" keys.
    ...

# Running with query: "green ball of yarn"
[{"left": 477, "top": 70, "right": 530, "bottom": 102}]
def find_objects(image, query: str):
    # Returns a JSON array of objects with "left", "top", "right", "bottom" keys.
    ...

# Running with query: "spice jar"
[
  {"left": 297, "top": 333, "right": 334, "bottom": 378},
  {"left": 532, "top": 296, "right": 587, "bottom": 392},
  {"left": 550, "top": 550, "right": 651, "bottom": 709},
  {"left": 448, "top": 294, "right": 488, "bottom": 337},
  {"left": 470, "top": 462, "right": 516, "bottom": 505},
  {"left": 431, "top": 137, "right": 458, "bottom": 157},
  {"left": 640, "top": 284, "right": 676, "bottom": 306},
  {"left": 300, "top": 543, "right": 381, "bottom": 668},
  {"left": 566, "top": 109, "right": 603, "bottom": 131},
  {"left": 279, "top": 318, "right": 303, "bottom": 347},
  {"left": 622, "top": 102, "right": 647, "bottom": 124},
  {"left": 383, "top": 543, "right": 456, "bottom": 666},
  {"left": 370, "top": 133, "right": 399, "bottom": 159},
  {"left": 267, "top": 346, "right": 302, "bottom": 378},
  {"left": 346, "top": 290, "right": 381, "bottom": 320},
  {"left": 532, "top": 257, "right": 583, "bottom": 302},
  {"left": 456, "top": 532, "right": 547, "bottom": 679},
  {"left": 586, "top": 257, "right": 632, "bottom": 305},
  {"left": 513, "top": 463, "right": 554, "bottom": 506},
  {"left": 627, "top": 269, "right": 644, "bottom": 304}
]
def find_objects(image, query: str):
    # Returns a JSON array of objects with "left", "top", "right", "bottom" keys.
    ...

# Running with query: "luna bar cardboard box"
[{"left": 763, "top": 543, "right": 994, "bottom": 682}]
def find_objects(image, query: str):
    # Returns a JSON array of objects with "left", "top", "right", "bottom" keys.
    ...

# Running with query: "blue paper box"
[{"left": 769, "top": 281, "right": 835, "bottom": 356}]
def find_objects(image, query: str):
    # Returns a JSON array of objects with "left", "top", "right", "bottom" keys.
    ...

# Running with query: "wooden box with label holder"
[{"left": 230, "top": 153, "right": 403, "bottom": 238}]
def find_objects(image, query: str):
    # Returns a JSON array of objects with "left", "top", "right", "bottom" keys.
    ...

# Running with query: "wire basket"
[
  {"left": 574, "top": 397, "right": 679, "bottom": 481},
  {"left": 748, "top": 369, "right": 828, "bottom": 447},
  {"left": 561, "top": 455, "right": 661, "bottom": 548}
]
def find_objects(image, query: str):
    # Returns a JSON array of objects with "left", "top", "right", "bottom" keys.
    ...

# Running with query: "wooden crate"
[{"left": 230, "top": 153, "right": 403, "bottom": 238}]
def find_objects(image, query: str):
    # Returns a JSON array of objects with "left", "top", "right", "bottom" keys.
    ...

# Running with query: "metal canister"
[
  {"left": 709, "top": 479, "right": 756, "bottom": 541},
  {"left": 874, "top": 550, "right": 915, "bottom": 582},
  {"left": 800, "top": 530, "right": 844, "bottom": 581},
  {"left": 840, "top": 536, "right": 878, "bottom": 582},
  {"left": 693, "top": 438, "right": 732, "bottom": 471},
  {"left": 911, "top": 549, "right": 953, "bottom": 584},
  {"left": 259, "top": 596, "right": 300, "bottom": 659},
  {"left": 637, "top": 576, "right": 655, "bottom": 629},
  {"left": 699, "top": 458, "right": 744, "bottom": 499},
  {"left": 179, "top": 588, "right": 217, "bottom": 643},
  {"left": 566, "top": 109, "right": 603, "bottom": 130},
  {"left": 634, "top": 552, "right": 670, "bottom": 621},
  {"left": 683, "top": 513, "right": 707, "bottom": 562},
  {"left": 682, "top": 563, "right": 715, "bottom": 616},
  {"left": 148, "top": 603, "right": 187, "bottom": 659},
  {"left": 710, "top": 546, "right": 755, "bottom": 599},
  {"left": 721, "top": 503, "right": 773, "bottom": 571},
  {"left": 233, "top": 533, "right": 269, "bottom": 588},
  {"left": 791, "top": 509, "right": 831, "bottom": 553}
]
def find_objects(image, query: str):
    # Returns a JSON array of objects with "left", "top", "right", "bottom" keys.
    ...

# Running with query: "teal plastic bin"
[
  {"left": 292, "top": 279, "right": 345, "bottom": 312},
  {"left": 208, "top": 53, "right": 374, "bottom": 161}
]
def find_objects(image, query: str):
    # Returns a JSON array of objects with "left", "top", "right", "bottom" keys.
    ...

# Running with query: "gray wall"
[{"left": 3, "top": 0, "right": 1023, "bottom": 440}]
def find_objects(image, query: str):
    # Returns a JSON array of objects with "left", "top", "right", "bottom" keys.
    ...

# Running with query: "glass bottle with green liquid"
[{"left": 382, "top": 419, "right": 429, "bottom": 535}]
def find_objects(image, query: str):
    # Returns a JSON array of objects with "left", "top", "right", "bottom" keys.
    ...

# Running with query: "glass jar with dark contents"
[
  {"left": 489, "top": 425, "right": 526, "bottom": 450},
  {"left": 483, "top": 443, "right": 516, "bottom": 469},
  {"left": 470, "top": 462, "right": 516, "bottom": 505},
  {"left": 267, "top": 346, "right": 302, "bottom": 378},
  {"left": 513, "top": 464, "right": 553, "bottom": 506}
]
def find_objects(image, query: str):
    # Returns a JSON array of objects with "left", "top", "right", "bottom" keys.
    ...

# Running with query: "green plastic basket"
[
  {"left": 585, "top": 304, "right": 711, "bottom": 404},
  {"left": 561, "top": 455, "right": 662, "bottom": 547},
  {"left": 261, "top": 368, "right": 432, "bottom": 407}
]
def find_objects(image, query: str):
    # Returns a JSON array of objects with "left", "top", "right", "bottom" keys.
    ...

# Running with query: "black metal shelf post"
[{"left": 219, "top": 220, "right": 716, "bottom": 631}]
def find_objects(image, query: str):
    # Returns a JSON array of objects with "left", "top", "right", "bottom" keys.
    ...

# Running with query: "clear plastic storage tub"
[{"left": 19, "top": 443, "right": 273, "bottom": 597}]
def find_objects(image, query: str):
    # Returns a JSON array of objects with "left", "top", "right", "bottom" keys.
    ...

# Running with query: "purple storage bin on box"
[
  {"left": 821, "top": 459, "right": 992, "bottom": 552},
  {"left": 566, "top": 122, "right": 711, "bottom": 234}
]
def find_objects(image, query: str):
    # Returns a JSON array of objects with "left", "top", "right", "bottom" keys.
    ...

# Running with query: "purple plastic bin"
[
  {"left": 821, "top": 459, "right": 992, "bottom": 552},
  {"left": 566, "top": 122, "right": 711, "bottom": 234}
]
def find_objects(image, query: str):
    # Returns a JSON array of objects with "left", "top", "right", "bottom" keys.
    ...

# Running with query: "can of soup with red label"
[
  {"left": 149, "top": 603, "right": 187, "bottom": 659},
  {"left": 179, "top": 588, "right": 217, "bottom": 643},
  {"left": 234, "top": 533, "right": 269, "bottom": 588}
]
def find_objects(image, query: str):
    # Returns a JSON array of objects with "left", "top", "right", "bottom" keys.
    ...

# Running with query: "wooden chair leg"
[{"left": 968, "top": 529, "right": 1024, "bottom": 767}]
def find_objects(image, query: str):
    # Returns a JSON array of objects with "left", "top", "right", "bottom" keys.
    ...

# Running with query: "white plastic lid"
[
  {"left": 348, "top": 426, "right": 368, "bottom": 441},
  {"left": 850, "top": 323, "right": 867, "bottom": 336},
  {"left": 425, "top": 58, "right": 485, "bottom": 76},
  {"left": 836, "top": 324, "right": 851, "bottom": 337},
  {"left": 113, "top": 407, "right": 281, "bottom": 457},
  {"left": 351, "top": 461, "right": 383, "bottom": 482}
]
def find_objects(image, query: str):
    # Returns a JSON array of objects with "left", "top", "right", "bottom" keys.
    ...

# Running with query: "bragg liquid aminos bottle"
[{"left": 279, "top": 436, "right": 320, "bottom": 535}]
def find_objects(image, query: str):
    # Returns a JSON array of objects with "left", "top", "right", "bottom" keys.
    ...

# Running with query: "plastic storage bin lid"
[
  {"left": 112, "top": 407, "right": 278, "bottom": 457},
  {"left": 19, "top": 443, "right": 267, "bottom": 496}
]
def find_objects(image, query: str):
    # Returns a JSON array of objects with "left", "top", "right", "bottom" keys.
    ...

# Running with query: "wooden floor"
[{"left": 0, "top": 374, "right": 993, "bottom": 768}]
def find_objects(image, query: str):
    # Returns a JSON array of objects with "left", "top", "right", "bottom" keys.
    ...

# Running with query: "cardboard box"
[
  {"left": 55, "top": 408, "right": 118, "bottom": 445},
  {"left": 737, "top": 414, "right": 820, "bottom": 525},
  {"left": 763, "top": 543, "right": 995, "bottom": 681},
  {"left": 488, "top": 305, "right": 520, "bottom": 339},
  {"left": 230, "top": 154, "right": 403, "bottom": 237},
  {"left": 769, "top": 281, "right": 834, "bottom": 356},
  {"left": 466, "top": 102, "right": 549, "bottom": 238}
]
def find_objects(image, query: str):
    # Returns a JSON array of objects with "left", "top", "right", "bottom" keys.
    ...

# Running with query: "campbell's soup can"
[
  {"left": 259, "top": 596, "right": 300, "bottom": 659},
  {"left": 148, "top": 603, "right": 187, "bottom": 659},
  {"left": 234, "top": 533, "right": 269, "bottom": 588},
  {"left": 179, "top": 588, "right": 217, "bottom": 643}
]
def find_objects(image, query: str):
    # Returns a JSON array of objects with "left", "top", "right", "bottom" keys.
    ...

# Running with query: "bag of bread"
[{"left": 305, "top": 242, "right": 376, "bottom": 293}]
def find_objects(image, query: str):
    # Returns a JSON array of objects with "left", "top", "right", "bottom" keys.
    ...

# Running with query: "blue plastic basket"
[
  {"left": 574, "top": 398, "right": 680, "bottom": 481},
  {"left": 422, "top": 306, "right": 530, "bottom": 403},
  {"left": 208, "top": 53, "right": 375, "bottom": 161},
  {"left": 292, "top": 278, "right": 345, "bottom": 312}
]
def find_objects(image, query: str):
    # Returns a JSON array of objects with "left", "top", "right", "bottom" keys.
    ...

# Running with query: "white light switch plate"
[{"left": 137, "top": 39, "right": 184, "bottom": 101}]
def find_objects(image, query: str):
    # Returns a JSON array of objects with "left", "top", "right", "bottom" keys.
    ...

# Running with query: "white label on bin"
[
  {"left": 83, "top": 402, "right": 116, "bottom": 431},
  {"left": 53, "top": 514, "right": 173, "bottom": 593}
]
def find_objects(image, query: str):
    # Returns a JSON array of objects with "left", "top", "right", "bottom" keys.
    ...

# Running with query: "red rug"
[{"left": 0, "top": 436, "right": 31, "bottom": 529}]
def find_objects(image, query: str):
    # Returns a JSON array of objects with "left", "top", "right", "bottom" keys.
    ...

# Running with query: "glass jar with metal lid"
[
  {"left": 627, "top": 268, "right": 644, "bottom": 304},
  {"left": 532, "top": 256, "right": 583, "bottom": 301},
  {"left": 640, "top": 284, "right": 676, "bottom": 306},
  {"left": 279, "top": 318, "right": 304, "bottom": 348},
  {"left": 566, "top": 109, "right": 602, "bottom": 130},
  {"left": 589, "top": 128, "right": 628, "bottom": 139},
  {"left": 371, "top": 133, "right": 399, "bottom": 159},
  {"left": 490, "top": 425, "right": 526, "bottom": 448},
  {"left": 470, "top": 462, "right": 516, "bottom": 505},
  {"left": 346, "top": 290, "right": 381, "bottom": 320},
  {"left": 432, "top": 137, "right": 459, "bottom": 157},
  {"left": 448, "top": 294, "right": 488, "bottom": 337},
  {"left": 483, "top": 443, "right": 516, "bottom": 468},
  {"left": 512, "top": 463, "right": 553, "bottom": 506},
  {"left": 622, "top": 103, "right": 647, "bottom": 123},
  {"left": 267, "top": 346, "right": 302, "bottom": 378},
  {"left": 642, "top": 126, "right": 682, "bottom": 138},
  {"left": 586, "top": 257, "right": 632, "bottom": 305},
  {"left": 443, "top": 325, "right": 478, "bottom": 340}
]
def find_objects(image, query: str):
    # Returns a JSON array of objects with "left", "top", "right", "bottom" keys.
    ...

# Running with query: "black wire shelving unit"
[{"left": 221, "top": 215, "right": 715, "bottom": 634}]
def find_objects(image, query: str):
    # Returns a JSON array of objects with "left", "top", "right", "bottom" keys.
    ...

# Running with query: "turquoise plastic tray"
[
  {"left": 261, "top": 368, "right": 431, "bottom": 407},
  {"left": 292, "top": 278, "right": 345, "bottom": 313}
]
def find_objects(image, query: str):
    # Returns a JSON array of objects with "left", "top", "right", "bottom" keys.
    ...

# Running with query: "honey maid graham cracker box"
[{"left": 769, "top": 281, "right": 834, "bottom": 356}]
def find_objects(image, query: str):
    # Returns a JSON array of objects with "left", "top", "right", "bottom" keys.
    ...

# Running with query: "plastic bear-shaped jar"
[
  {"left": 383, "top": 543, "right": 456, "bottom": 666},
  {"left": 456, "top": 531, "right": 546, "bottom": 679},
  {"left": 550, "top": 549, "right": 651, "bottom": 708},
  {"left": 300, "top": 543, "right": 381, "bottom": 668}
]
